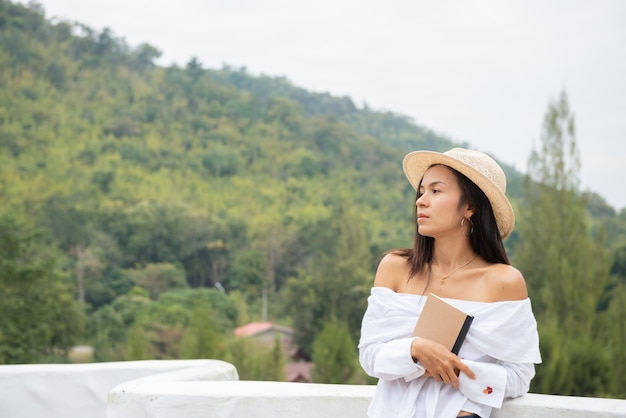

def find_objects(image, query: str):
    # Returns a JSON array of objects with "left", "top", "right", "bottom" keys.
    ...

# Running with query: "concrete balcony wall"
[
  {"left": 1, "top": 360, "right": 626, "bottom": 417},
  {"left": 108, "top": 380, "right": 375, "bottom": 418},
  {"left": 0, "top": 359, "right": 237, "bottom": 418},
  {"left": 109, "top": 378, "right": 626, "bottom": 418}
]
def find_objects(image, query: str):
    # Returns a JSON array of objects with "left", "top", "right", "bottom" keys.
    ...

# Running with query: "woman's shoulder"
[
  {"left": 484, "top": 262, "right": 528, "bottom": 301},
  {"left": 379, "top": 251, "right": 410, "bottom": 267},
  {"left": 373, "top": 251, "right": 411, "bottom": 290}
]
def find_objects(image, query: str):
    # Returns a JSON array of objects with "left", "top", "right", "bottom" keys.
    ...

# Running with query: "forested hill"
[
  {"left": 204, "top": 67, "right": 453, "bottom": 151},
  {"left": 2, "top": 0, "right": 473, "bottom": 348},
  {"left": 0, "top": 0, "right": 530, "bottom": 223},
  {"left": 0, "top": 0, "right": 508, "bottom": 262}
]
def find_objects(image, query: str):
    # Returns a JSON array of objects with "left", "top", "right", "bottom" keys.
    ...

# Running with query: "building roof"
[{"left": 233, "top": 322, "right": 294, "bottom": 337}]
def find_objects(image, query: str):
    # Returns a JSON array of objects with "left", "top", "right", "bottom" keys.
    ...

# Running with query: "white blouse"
[{"left": 358, "top": 287, "right": 542, "bottom": 418}]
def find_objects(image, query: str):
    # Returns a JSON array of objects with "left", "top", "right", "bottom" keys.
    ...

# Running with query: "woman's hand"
[{"left": 411, "top": 337, "right": 475, "bottom": 388}]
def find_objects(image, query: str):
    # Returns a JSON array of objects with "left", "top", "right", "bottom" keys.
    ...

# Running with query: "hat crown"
[{"left": 444, "top": 148, "right": 507, "bottom": 194}]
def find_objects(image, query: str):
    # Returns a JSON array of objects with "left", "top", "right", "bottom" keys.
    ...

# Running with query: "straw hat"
[{"left": 402, "top": 147, "right": 515, "bottom": 238}]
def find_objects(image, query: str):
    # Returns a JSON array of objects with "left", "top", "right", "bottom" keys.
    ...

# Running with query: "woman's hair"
[{"left": 395, "top": 164, "right": 509, "bottom": 280}]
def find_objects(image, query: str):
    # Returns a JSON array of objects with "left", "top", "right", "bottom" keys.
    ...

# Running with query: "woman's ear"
[{"left": 463, "top": 203, "right": 476, "bottom": 219}]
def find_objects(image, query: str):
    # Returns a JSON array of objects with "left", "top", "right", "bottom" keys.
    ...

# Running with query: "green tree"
[
  {"left": 89, "top": 287, "right": 150, "bottom": 360},
  {"left": 114, "top": 288, "right": 236, "bottom": 360},
  {"left": 124, "top": 322, "right": 150, "bottom": 360},
  {"left": 125, "top": 262, "right": 188, "bottom": 300},
  {"left": 0, "top": 213, "right": 84, "bottom": 363},
  {"left": 512, "top": 92, "right": 612, "bottom": 395},
  {"left": 82, "top": 230, "right": 131, "bottom": 310},
  {"left": 38, "top": 194, "right": 98, "bottom": 306},
  {"left": 283, "top": 196, "right": 372, "bottom": 355},
  {"left": 269, "top": 334, "right": 287, "bottom": 381},
  {"left": 602, "top": 282, "right": 626, "bottom": 396},
  {"left": 311, "top": 318, "right": 359, "bottom": 384},
  {"left": 88, "top": 304, "right": 125, "bottom": 361},
  {"left": 179, "top": 294, "right": 222, "bottom": 359},
  {"left": 221, "top": 334, "right": 286, "bottom": 381},
  {"left": 228, "top": 249, "right": 268, "bottom": 297}
]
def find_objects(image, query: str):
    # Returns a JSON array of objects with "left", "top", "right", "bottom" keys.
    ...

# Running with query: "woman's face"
[{"left": 416, "top": 165, "right": 473, "bottom": 238}]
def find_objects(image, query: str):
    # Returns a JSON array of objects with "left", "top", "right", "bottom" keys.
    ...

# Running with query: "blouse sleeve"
[
  {"left": 454, "top": 298, "right": 541, "bottom": 408},
  {"left": 358, "top": 288, "right": 427, "bottom": 382},
  {"left": 458, "top": 360, "right": 535, "bottom": 408},
  {"left": 359, "top": 337, "right": 426, "bottom": 382}
]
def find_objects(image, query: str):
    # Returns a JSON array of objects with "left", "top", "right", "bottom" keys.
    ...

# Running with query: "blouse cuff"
[
  {"left": 458, "top": 360, "right": 507, "bottom": 408},
  {"left": 374, "top": 337, "right": 426, "bottom": 381}
]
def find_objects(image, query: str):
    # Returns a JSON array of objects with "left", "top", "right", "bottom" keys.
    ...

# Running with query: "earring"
[{"left": 461, "top": 217, "right": 474, "bottom": 236}]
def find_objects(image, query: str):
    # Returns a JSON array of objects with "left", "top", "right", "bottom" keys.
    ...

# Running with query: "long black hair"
[{"left": 395, "top": 164, "right": 509, "bottom": 280}]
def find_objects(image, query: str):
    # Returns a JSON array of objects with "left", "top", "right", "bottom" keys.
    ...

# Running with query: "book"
[{"left": 412, "top": 293, "right": 474, "bottom": 355}]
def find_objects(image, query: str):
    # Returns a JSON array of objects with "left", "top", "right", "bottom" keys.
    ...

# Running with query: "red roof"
[
  {"left": 233, "top": 322, "right": 294, "bottom": 337},
  {"left": 233, "top": 322, "right": 272, "bottom": 337}
]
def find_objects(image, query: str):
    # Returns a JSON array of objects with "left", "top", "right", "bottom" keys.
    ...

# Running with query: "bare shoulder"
[
  {"left": 486, "top": 263, "right": 528, "bottom": 301},
  {"left": 373, "top": 252, "right": 411, "bottom": 291}
]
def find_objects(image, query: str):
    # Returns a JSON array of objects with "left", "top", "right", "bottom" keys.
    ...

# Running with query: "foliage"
[
  {"left": 0, "top": 213, "right": 84, "bottom": 363},
  {"left": 601, "top": 282, "right": 626, "bottom": 397},
  {"left": 512, "top": 92, "right": 614, "bottom": 395},
  {"left": 129, "top": 288, "right": 236, "bottom": 359},
  {"left": 87, "top": 287, "right": 235, "bottom": 360},
  {"left": 282, "top": 197, "right": 372, "bottom": 355},
  {"left": 221, "top": 335, "right": 287, "bottom": 381},
  {"left": 179, "top": 293, "right": 223, "bottom": 359},
  {"left": 125, "top": 262, "right": 188, "bottom": 300},
  {"left": 532, "top": 319, "right": 612, "bottom": 396},
  {"left": 227, "top": 249, "right": 268, "bottom": 298},
  {"left": 88, "top": 303, "right": 127, "bottom": 361},
  {"left": 311, "top": 318, "right": 360, "bottom": 384}
]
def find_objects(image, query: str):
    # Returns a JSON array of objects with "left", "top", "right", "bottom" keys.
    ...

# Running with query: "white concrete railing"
[
  {"left": 110, "top": 379, "right": 626, "bottom": 418},
  {"left": 1, "top": 360, "right": 625, "bottom": 417},
  {"left": 109, "top": 380, "right": 375, "bottom": 418},
  {"left": 0, "top": 359, "right": 238, "bottom": 418}
]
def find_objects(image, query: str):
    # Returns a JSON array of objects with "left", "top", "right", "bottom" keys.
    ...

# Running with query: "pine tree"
[
  {"left": 512, "top": 91, "right": 612, "bottom": 395},
  {"left": 603, "top": 283, "right": 626, "bottom": 396}
]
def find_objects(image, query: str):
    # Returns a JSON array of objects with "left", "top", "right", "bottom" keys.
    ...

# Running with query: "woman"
[{"left": 358, "top": 148, "right": 541, "bottom": 418}]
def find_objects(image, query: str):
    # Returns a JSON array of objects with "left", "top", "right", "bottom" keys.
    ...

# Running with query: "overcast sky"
[{"left": 26, "top": 0, "right": 626, "bottom": 210}]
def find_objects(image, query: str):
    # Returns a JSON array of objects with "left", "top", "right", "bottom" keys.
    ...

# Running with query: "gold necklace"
[{"left": 439, "top": 255, "right": 477, "bottom": 285}]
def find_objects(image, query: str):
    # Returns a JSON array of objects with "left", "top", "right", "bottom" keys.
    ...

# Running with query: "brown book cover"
[{"left": 412, "top": 293, "right": 474, "bottom": 355}]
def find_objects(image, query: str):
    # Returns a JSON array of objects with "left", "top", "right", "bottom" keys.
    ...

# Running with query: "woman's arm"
[
  {"left": 359, "top": 254, "right": 427, "bottom": 381},
  {"left": 359, "top": 337, "right": 426, "bottom": 381}
]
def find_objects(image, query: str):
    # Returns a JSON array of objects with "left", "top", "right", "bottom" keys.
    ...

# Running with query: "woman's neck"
[{"left": 431, "top": 238, "right": 475, "bottom": 269}]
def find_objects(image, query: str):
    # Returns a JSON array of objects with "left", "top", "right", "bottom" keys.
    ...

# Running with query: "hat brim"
[{"left": 402, "top": 150, "right": 515, "bottom": 238}]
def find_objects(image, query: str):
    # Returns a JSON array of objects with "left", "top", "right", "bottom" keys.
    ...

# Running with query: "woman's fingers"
[
  {"left": 413, "top": 337, "right": 475, "bottom": 387},
  {"left": 443, "top": 369, "right": 458, "bottom": 386},
  {"left": 428, "top": 358, "right": 473, "bottom": 388},
  {"left": 456, "top": 359, "right": 475, "bottom": 380}
]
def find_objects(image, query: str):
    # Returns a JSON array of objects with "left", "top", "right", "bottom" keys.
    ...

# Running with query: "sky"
[{"left": 25, "top": 0, "right": 626, "bottom": 210}]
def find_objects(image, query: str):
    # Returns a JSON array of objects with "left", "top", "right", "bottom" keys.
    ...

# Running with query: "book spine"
[{"left": 451, "top": 316, "right": 474, "bottom": 355}]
